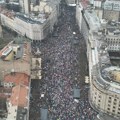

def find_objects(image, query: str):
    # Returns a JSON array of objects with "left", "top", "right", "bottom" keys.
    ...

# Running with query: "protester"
[{"left": 29, "top": 4, "right": 98, "bottom": 120}]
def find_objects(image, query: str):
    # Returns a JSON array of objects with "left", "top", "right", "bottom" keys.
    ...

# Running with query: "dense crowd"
[{"left": 29, "top": 3, "right": 98, "bottom": 120}]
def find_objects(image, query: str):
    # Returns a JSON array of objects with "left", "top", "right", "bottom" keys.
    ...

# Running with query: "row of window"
[
  {"left": 92, "top": 86, "right": 120, "bottom": 116},
  {"left": 107, "top": 108, "right": 120, "bottom": 114},
  {"left": 106, "top": 38, "right": 120, "bottom": 41},
  {"left": 108, "top": 46, "right": 119, "bottom": 50},
  {"left": 104, "top": 96, "right": 120, "bottom": 114},
  {"left": 93, "top": 90, "right": 120, "bottom": 111}
]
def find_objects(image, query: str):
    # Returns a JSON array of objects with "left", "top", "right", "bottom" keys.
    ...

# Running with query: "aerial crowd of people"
[{"left": 30, "top": 2, "right": 98, "bottom": 120}]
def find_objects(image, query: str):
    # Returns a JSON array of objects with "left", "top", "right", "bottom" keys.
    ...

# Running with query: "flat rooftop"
[
  {"left": 4, "top": 72, "right": 29, "bottom": 86},
  {"left": 8, "top": 85, "right": 28, "bottom": 107},
  {"left": 0, "top": 42, "right": 31, "bottom": 80}
]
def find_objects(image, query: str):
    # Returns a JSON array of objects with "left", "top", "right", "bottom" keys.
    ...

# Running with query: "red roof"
[
  {"left": 4, "top": 72, "right": 29, "bottom": 86},
  {"left": 8, "top": 85, "right": 28, "bottom": 107}
]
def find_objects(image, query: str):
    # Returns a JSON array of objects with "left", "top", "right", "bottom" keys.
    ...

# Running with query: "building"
[
  {"left": 3, "top": 72, "right": 30, "bottom": 120},
  {"left": 0, "top": 41, "right": 31, "bottom": 81},
  {"left": 89, "top": 32, "right": 120, "bottom": 119},
  {"left": 19, "top": 0, "right": 30, "bottom": 14},
  {"left": 93, "top": 0, "right": 120, "bottom": 21},
  {"left": 76, "top": 1, "right": 101, "bottom": 58},
  {"left": 0, "top": 0, "right": 61, "bottom": 41},
  {"left": 76, "top": 0, "right": 120, "bottom": 119},
  {"left": 105, "top": 21, "right": 120, "bottom": 51},
  {"left": 6, "top": 85, "right": 29, "bottom": 120}
]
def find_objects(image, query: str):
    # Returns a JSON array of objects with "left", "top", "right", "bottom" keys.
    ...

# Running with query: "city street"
[{"left": 29, "top": 3, "right": 97, "bottom": 120}]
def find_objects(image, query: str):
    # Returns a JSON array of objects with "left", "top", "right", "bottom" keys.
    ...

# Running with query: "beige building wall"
[
  {"left": 90, "top": 81, "right": 120, "bottom": 117},
  {"left": 1, "top": 14, "right": 16, "bottom": 31},
  {"left": 15, "top": 16, "right": 44, "bottom": 40},
  {"left": 77, "top": 1, "right": 120, "bottom": 119},
  {"left": 0, "top": 13, "right": 46, "bottom": 40},
  {"left": 106, "top": 36, "right": 120, "bottom": 51},
  {"left": 0, "top": 4, "right": 59, "bottom": 40}
]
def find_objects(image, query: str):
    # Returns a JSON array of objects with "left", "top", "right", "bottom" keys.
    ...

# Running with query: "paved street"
[{"left": 29, "top": 3, "right": 97, "bottom": 120}]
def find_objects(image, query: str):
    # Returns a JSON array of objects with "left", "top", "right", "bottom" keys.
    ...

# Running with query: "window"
[
  {"left": 109, "top": 97, "right": 111, "bottom": 99},
  {"left": 112, "top": 110, "right": 115, "bottom": 113},
  {"left": 108, "top": 100, "right": 111, "bottom": 103},
  {"left": 114, "top": 102, "right": 116, "bottom": 105},
  {"left": 118, "top": 112, "right": 120, "bottom": 114},
  {"left": 107, "top": 108, "right": 110, "bottom": 110},
  {"left": 108, "top": 104, "right": 110, "bottom": 107},
  {"left": 113, "top": 106, "right": 115, "bottom": 109}
]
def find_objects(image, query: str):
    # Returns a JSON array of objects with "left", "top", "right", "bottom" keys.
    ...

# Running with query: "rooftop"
[
  {"left": 0, "top": 41, "right": 31, "bottom": 79},
  {"left": 106, "top": 21, "right": 120, "bottom": 35},
  {"left": 40, "top": 108, "right": 48, "bottom": 120},
  {"left": 90, "top": 34, "right": 120, "bottom": 93},
  {"left": 8, "top": 85, "right": 28, "bottom": 107},
  {"left": 1, "top": 9, "right": 15, "bottom": 19},
  {"left": 84, "top": 9, "right": 101, "bottom": 31},
  {"left": 16, "top": 13, "right": 47, "bottom": 24},
  {"left": 73, "top": 88, "right": 80, "bottom": 99},
  {"left": 0, "top": 1, "right": 54, "bottom": 24},
  {"left": 4, "top": 72, "right": 29, "bottom": 86}
]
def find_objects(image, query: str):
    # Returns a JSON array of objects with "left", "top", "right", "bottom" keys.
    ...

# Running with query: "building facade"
[
  {"left": 0, "top": 0, "right": 61, "bottom": 41},
  {"left": 95, "top": 0, "right": 120, "bottom": 21},
  {"left": 76, "top": 1, "right": 120, "bottom": 118}
]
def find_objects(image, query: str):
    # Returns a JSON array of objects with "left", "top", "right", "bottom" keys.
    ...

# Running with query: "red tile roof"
[
  {"left": 8, "top": 85, "right": 28, "bottom": 107},
  {"left": 4, "top": 72, "right": 29, "bottom": 86}
]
